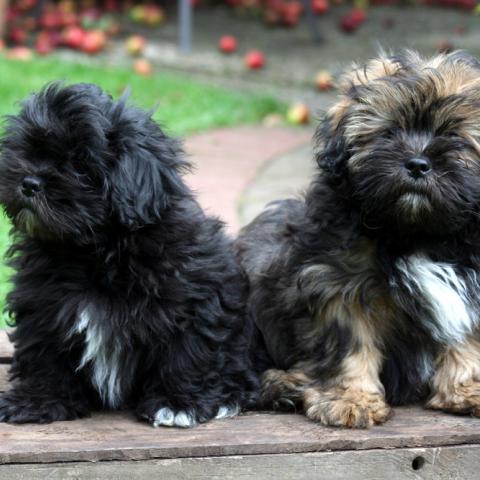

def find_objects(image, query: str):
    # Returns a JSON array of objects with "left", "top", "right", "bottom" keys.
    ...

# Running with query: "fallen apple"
[
  {"left": 315, "top": 70, "right": 333, "bottom": 91},
  {"left": 287, "top": 103, "right": 310, "bottom": 125},
  {"left": 35, "top": 38, "right": 53, "bottom": 55},
  {"left": 63, "top": 26, "right": 86, "bottom": 49},
  {"left": 143, "top": 5, "right": 165, "bottom": 27},
  {"left": 245, "top": 50, "right": 265, "bottom": 69},
  {"left": 6, "top": 46, "right": 33, "bottom": 61},
  {"left": 9, "top": 27, "right": 28, "bottom": 45},
  {"left": 130, "top": 5, "right": 146, "bottom": 23},
  {"left": 81, "top": 30, "right": 106, "bottom": 54},
  {"left": 133, "top": 58, "right": 153, "bottom": 76},
  {"left": 219, "top": 35, "right": 237, "bottom": 53},
  {"left": 126, "top": 35, "right": 146, "bottom": 56},
  {"left": 339, "top": 8, "right": 366, "bottom": 33},
  {"left": 311, "top": 0, "right": 329, "bottom": 15}
]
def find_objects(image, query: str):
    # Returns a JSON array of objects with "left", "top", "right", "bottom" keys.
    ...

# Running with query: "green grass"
[{"left": 0, "top": 55, "right": 285, "bottom": 328}]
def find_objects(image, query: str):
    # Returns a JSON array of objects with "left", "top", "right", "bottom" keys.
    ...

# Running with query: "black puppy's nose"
[
  {"left": 405, "top": 157, "right": 432, "bottom": 178},
  {"left": 21, "top": 176, "right": 43, "bottom": 197}
]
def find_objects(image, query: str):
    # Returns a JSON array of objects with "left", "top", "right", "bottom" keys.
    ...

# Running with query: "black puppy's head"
[
  {"left": 316, "top": 50, "right": 480, "bottom": 236},
  {"left": 0, "top": 82, "right": 189, "bottom": 243}
]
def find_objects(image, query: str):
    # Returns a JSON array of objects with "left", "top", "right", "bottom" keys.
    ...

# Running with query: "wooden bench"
[{"left": 1, "top": 330, "right": 480, "bottom": 479}]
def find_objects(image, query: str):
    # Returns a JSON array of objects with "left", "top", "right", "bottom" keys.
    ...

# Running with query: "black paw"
[{"left": 0, "top": 392, "right": 89, "bottom": 424}]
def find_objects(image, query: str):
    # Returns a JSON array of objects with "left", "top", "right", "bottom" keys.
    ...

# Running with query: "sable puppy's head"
[
  {"left": 0, "top": 82, "right": 188, "bottom": 243},
  {"left": 316, "top": 50, "right": 480, "bottom": 235}
]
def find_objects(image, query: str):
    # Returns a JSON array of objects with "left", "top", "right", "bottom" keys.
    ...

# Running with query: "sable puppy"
[
  {"left": 0, "top": 82, "right": 258, "bottom": 427},
  {"left": 236, "top": 50, "right": 480, "bottom": 428}
]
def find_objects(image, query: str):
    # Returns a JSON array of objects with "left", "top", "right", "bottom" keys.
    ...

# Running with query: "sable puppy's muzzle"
[{"left": 21, "top": 176, "right": 43, "bottom": 198}]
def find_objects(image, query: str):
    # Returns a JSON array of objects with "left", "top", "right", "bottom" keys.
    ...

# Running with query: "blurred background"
[{"left": 0, "top": 0, "right": 478, "bottom": 327}]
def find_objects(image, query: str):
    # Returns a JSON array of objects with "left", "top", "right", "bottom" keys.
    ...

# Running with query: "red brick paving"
[{"left": 184, "top": 125, "right": 312, "bottom": 234}]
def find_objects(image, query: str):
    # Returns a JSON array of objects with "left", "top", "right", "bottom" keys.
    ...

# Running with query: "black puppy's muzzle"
[
  {"left": 405, "top": 157, "right": 432, "bottom": 179},
  {"left": 21, "top": 176, "right": 43, "bottom": 198}
]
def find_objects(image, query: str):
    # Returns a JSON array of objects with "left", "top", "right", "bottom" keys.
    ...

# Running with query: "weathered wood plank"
[
  {"left": 0, "top": 331, "right": 12, "bottom": 363},
  {"left": 0, "top": 358, "right": 480, "bottom": 466},
  {"left": 1, "top": 345, "right": 480, "bottom": 466},
  {"left": 0, "top": 445, "right": 479, "bottom": 480},
  {"left": 0, "top": 365, "right": 9, "bottom": 393}
]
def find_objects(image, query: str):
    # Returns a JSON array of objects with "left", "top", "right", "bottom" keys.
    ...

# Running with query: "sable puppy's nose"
[
  {"left": 22, "top": 176, "right": 43, "bottom": 197},
  {"left": 405, "top": 157, "right": 432, "bottom": 178}
]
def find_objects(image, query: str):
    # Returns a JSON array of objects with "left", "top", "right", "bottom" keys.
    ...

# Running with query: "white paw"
[
  {"left": 215, "top": 404, "right": 240, "bottom": 419},
  {"left": 152, "top": 407, "right": 197, "bottom": 428}
]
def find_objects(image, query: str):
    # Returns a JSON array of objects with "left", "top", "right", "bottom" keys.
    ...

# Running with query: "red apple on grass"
[
  {"left": 133, "top": 58, "right": 153, "bottom": 76},
  {"left": 245, "top": 50, "right": 265, "bottom": 69},
  {"left": 219, "top": 35, "right": 237, "bottom": 53},
  {"left": 35, "top": 36, "right": 53, "bottom": 55},
  {"left": 6, "top": 46, "right": 33, "bottom": 61}
]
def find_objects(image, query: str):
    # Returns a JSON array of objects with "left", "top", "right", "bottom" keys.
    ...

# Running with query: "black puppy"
[{"left": 0, "top": 82, "right": 258, "bottom": 427}]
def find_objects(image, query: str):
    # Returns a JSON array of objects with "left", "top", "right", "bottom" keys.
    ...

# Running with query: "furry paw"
[
  {"left": 427, "top": 382, "right": 480, "bottom": 415},
  {"left": 0, "top": 393, "right": 88, "bottom": 424},
  {"left": 152, "top": 407, "right": 198, "bottom": 428},
  {"left": 303, "top": 388, "right": 392, "bottom": 428},
  {"left": 149, "top": 403, "right": 240, "bottom": 428},
  {"left": 215, "top": 404, "right": 240, "bottom": 420},
  {"left": 260, "top": 368, "right": 310, "bottom": 409}
]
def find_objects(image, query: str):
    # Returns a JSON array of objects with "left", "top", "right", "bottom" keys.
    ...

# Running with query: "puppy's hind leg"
[{"left": 260, "top": 368, "right": 311, "bottom": 411}]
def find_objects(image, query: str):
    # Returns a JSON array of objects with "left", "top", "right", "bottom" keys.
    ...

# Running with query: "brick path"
[{"left": 185, "top": 125, "right": 313, "bottom": 234}]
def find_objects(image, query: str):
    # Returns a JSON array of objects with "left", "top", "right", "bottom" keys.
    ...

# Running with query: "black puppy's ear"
[
  {"left": 108, "top": 115, "right": 190, "bottom": 229},
  {"left": 314, "top": 112, "right": 350, "bottom": 182}
]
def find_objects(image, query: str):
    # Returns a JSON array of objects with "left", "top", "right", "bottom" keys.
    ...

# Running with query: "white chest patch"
[
  {"left": 396, "top": 254, "right": 478, "bottom": 344},
  {"left": 74, "top": 307, "right": 123, "bottom": 408}
]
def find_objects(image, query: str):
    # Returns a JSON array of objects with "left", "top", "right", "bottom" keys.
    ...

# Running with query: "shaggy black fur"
[
  {"left": 236, "top": 51, "right": 480, "bottom": 426},
  {"left": 0, "top": 82, "right": 259, "bottom": 426}
]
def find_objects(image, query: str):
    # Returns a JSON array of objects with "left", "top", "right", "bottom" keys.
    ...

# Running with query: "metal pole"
[
  {"left": 179, "top": 0, "right": 192, "bottom": 54},
  {"left": 301, "top": 0, "right": 322, "bottom": 43}
]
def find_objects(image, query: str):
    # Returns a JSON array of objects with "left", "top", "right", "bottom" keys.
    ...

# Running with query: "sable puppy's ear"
[{"left": 108, "top": 102, "right": 190, "bottom": 229}]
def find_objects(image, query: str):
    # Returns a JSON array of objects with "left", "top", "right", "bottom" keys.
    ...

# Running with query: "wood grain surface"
[
  {"left": 1, "top": 329, "right": 480, "bottom": 470},
  {"left": 0, "top": 445, "right": 479, "bottom": 480},
  {"left": 0, "top": 331, "right": 12, "bottom": 363}
]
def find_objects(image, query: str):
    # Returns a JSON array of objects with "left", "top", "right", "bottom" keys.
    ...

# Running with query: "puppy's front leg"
[
  {"left": 260, "top": 312, "right": 391, "bottom": 428},
  {"left": 303, "top": 341, "right": 391, "bottom": 428},
  {"left": 136, "top": 332, "right": 244, "bottom": 428},
  {"left": 300, "top": 308, "right": 391, "bottom": 428},
  {"left": 427, "top": 337, "right": 480, "bottom": 415},
  {"left": 0, "top": 327, "right": 93, "bottom": 424}
]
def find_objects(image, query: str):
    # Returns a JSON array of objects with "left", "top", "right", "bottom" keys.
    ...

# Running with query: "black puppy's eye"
[{"left": 384, "top": 126, "right": 401, "bottom": 138}]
